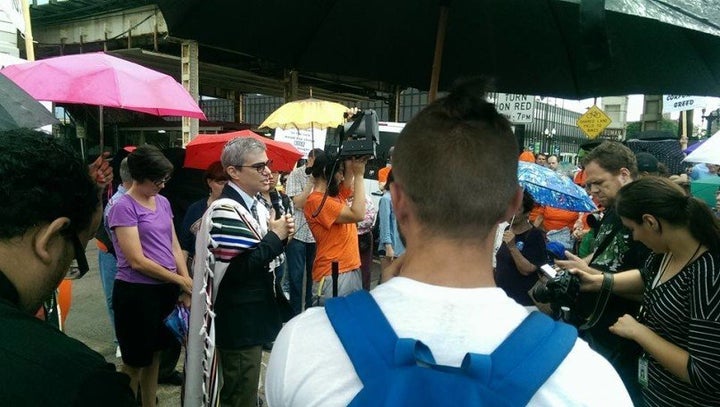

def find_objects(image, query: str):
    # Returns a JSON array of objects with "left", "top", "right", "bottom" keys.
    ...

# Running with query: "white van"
[{"left": 365, "top": 121, "right": 406, "bottom": 208}]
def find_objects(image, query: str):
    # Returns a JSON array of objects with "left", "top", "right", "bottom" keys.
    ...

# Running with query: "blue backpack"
[{"left": 325, "top": 291, "right": 578, "bottom": 407}]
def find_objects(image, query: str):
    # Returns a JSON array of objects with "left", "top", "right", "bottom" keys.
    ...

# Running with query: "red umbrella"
[{"left": 184, "top": 130, "right": 303, "bottom": 173}]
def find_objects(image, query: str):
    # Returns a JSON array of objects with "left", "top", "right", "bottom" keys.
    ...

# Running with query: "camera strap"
[
  {"left": 588, "top": 222, "right": 622, "bottom": 265},
  {"left": 577, "top": 221, "right": 622, "bottom": 331},
  {"left": 577, "top": 272, "right": 614, "bottom": 331}
]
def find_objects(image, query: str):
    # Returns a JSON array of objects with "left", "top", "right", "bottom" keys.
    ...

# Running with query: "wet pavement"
[{"left": 65, "top": 241, "right": 182, "bottom": 406}]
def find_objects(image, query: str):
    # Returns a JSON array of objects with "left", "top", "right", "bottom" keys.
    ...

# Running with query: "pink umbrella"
[{"left": 1, "top": 52, "right": 206, "bottom": 150}]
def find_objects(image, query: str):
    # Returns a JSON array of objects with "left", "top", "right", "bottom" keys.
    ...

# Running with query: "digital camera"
[{"left": 531, "top": 264, "right": 581, "bottom": 309}]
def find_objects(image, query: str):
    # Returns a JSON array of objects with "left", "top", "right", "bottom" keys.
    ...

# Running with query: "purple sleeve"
[{"left": 107, "top": 196, "right": 138, "bottom": 230}]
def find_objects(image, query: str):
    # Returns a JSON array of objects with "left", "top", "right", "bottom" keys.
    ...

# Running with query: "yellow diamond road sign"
[{"left": 576, "top": 105, "right": 612, "bottom": 139}]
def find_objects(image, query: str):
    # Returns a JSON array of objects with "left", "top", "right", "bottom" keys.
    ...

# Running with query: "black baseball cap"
[{"left": 635, "top": 152, "right": 659, "bottom": 173}]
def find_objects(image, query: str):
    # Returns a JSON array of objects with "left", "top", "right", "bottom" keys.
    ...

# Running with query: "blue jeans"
[
  {"left": 98, "top": 249, "right": 119, "bottom": 342},
  {"left": 285, "top": 239, "right": 316, "bottom": 315}
]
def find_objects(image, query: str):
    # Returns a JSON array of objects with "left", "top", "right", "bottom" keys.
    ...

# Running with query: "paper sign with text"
[
  {"left": 662, "top": 95, "right": 706, "bottom": 113},
  {"left": 274, "top": 127, "right": 327, "bottom": 157}
]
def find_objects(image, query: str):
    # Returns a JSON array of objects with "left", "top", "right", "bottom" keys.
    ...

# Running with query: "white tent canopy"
[{"left": 684, "top": 130, "right": 720, "bottom": 165}]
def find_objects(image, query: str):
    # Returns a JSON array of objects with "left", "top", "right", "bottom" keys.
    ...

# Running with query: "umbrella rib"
[{"left": 650, "top": 0, "right": 720, "bottom": 32}]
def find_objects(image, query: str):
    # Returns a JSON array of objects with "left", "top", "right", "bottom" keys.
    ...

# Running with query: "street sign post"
[{"left": 576, "top": 105, "right": 612, "bottom": 139}]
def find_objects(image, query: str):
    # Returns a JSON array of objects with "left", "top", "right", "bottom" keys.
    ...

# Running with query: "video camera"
[{"left": 334, "top": 109, "right": 379, "bottom": 158}]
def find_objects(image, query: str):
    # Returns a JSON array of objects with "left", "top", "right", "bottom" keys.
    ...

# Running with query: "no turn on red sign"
[
  {"left": 494, "top": 93, "right": 535, "bottom": 124},
  {"left": 576, "top": 105, "right": 612, "bottom": 139}
]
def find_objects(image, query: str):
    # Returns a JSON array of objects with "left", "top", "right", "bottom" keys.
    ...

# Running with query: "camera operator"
[
  {"left": 305, "top": 152, "right": 369, "bottom": 305},
  {"left": 556, "top": 141, "right": 651, "bottom": 405}
]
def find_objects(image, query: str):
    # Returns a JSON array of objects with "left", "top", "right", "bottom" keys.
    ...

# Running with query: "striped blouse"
[{"left": 639, "top": 252, "right": 720, "bottom": 406}]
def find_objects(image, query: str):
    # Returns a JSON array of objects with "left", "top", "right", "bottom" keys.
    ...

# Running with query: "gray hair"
[
  {"left": 221, "top": 137, "right": 266, "bottom": 168},
  {"left": 119, "top": 157, "right": 132, "bottom": 183}
]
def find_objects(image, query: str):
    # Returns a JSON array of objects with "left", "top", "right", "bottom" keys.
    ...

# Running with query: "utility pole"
[
  {"left": 181, "top": 40, "right": 199, "bottom": 146},
  {"left": 640, "top": 95, "right": 663, "bottom": 131},
  {"left": 20, "top": 0, "right": 33, "bottom": 61}
]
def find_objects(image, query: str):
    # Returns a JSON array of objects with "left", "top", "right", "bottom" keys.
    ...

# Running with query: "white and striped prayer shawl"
[{"left": 184, "top": 198, "right": 268, "bottom": 406}]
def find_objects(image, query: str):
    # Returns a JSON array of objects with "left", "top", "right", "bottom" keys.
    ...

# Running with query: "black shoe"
[{"left": 158, "top": 370, "right": 183, "bottom": 386}]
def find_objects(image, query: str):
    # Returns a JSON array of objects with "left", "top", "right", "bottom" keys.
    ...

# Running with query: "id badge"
[{"left": 638, "top": 354, "right": 649, "bottom": 388}]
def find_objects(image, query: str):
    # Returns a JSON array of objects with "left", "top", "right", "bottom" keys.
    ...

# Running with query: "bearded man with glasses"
[{"left": 0, "top": 129, "right": 136, "bottom": 406}]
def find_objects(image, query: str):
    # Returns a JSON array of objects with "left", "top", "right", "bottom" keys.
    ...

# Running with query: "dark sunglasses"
[
  {"left": 237, "top": 160, "right": 273, "bottom": 173},
  {"left": 65, "top": 233, "right": 89, "bottom": 280}
]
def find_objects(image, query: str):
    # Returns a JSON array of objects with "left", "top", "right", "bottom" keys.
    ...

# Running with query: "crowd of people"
[
  {"left": 1, "top": 77, "right": 719, "bottom": 407},
  {"left": 502, "top": 138, "right": 720, "bottom": 406}
]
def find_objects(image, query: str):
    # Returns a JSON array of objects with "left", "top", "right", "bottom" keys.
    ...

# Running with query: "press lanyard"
[{"left": 654, "top": 244, "right": 701, "bottom": 289}]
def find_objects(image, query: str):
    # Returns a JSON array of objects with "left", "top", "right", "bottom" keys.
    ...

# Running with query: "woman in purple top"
[{"left": 108, "top": 145, "right": 192, "bottom": 407}]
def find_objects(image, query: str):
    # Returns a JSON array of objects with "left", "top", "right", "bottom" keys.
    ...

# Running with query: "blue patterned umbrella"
[{"left": 518, "top": 161, "right": 596, "bottom": 212}]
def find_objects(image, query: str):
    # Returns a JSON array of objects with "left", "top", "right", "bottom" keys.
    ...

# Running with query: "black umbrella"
[
  {"left": 158, "top": 0, "right": 720, "bottom": 99},
  {"left": 0, "top": 72, "right": 58, "bottom": 131}
]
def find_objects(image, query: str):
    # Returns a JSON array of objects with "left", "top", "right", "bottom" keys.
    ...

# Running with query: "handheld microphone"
[{"left": 269, "top": 190, "right": 284, "bottom": 219}]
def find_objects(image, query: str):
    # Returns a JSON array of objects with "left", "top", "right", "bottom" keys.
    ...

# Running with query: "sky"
[{"left": 554, "top": 95, "right": 720, "bottom": 129}]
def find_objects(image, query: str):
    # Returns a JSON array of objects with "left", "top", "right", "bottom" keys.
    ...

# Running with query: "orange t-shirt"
[
  {"left": 519, "top": 151, "right": 535, "bottom": 163},
  {"left": 538, "top": 206, "right": 579, "bottom": 231},
  {"left": 528, "top": 204, "right": 543, "bottom": 223},
  {"left": 573, "top": 169, "right": 587, "bottom": 186},
  {"left": 378, "top": 166, "right": 391, "bottom": 183},
  {"left": 304, "top": 185, "right": 360, "bottom": 282}
]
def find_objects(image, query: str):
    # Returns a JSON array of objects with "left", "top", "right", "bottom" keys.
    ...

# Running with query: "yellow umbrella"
[{"left": 259, "top": 98, "right": 347, "bottom": 130}]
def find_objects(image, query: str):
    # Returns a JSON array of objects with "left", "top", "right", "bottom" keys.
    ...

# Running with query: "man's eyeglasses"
[
  {"left": 153, "top": 175, "right": 172, "bottom": 187},
  {"left": 65, "top": 233, "right": 89, "bottom": 280},
  {"left": 237, "top": 160, "right": 273, "bottom": 173}
]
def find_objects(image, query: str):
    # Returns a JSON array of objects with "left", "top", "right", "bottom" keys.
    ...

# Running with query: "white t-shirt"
[{"left": 265, "top": 277, "right": 632, "bottom": 407}]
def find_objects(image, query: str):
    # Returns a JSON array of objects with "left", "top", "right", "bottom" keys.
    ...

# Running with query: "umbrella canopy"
[
  {"left": 184, "top": 130, "right": 303, "bottom": 173},
  {"left": 683, "top": 138, "right": 707, "bottom": 155},
  {"left": 518, "top": 161, "right": 596, "bottom": 212},
  {"left": 259, "top": 98, "right": 348, "bottom": 130},
  {"left": 0, "top": 72, "right": 58, "bottom": 131},
  {"left": 158, "top": 0, "right": 720, "bottom": 99},
  {"left": 683, "top": 130, "right": 720, "bottom": 165},
  {"left": 0, "top": 53, "right": 206, "bottom": 119},
  {"left": 690, "top": 176, "right": 720, "bottom": 208}
]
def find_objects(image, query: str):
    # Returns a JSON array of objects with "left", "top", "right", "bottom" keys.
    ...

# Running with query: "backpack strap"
[
  {"left": 325, "top": 290, "right": 397, "bottom": 383},
  {"left": 486, "top": 311, "right": 578, "bottom": 406},
  {"left": 327, "top": 295, "right": 577, "bottom": 406}
]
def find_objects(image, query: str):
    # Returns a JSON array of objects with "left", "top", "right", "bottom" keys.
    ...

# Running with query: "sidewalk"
[
  {"left": 64, "top": 241, "right": 182, "bottom": 406},
  {"left": 65, "top": 240, "right": 382, "bottom": 406}
]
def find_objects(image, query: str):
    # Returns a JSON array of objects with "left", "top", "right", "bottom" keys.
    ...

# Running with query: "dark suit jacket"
[{"left": 214, "top": 184, "right": 292, "bottom": 349}]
